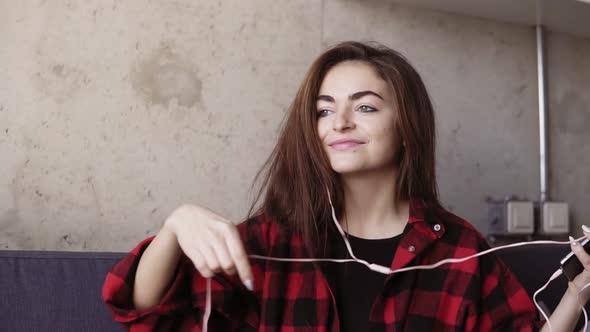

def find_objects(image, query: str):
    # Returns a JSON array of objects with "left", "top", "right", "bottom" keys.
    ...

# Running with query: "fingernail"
[
  {"left": 583, "top": 225, "right": 590, "bottom": 233},
  {"left": 244, "top": 279, "right": 253, "bottom": 291},
  {"left": 569, "top": 236, "right": 577, "bottom": 245}
]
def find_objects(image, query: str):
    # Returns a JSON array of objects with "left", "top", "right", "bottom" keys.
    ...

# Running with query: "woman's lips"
[{"left": 330, "top": 142, "right": 364, "bottom": 151}]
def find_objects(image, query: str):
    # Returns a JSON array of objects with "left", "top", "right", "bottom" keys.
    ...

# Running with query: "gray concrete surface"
[{"left": 0, "top": 0, "right": 588, "bottom": 250}]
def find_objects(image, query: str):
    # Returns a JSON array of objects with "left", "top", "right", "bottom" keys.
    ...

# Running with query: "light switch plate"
[
  {"left": 506, "top": 201, "right": 534, "bottom": 234},
  {"left": 542, "top": 202, "right": 569, "bottom": 234}
]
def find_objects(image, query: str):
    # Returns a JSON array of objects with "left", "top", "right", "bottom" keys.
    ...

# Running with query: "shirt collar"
[
  {"left": 390, "top": 199, "right": 445, "bottom": 271},
  {"left": 408, "top": 198, "right": 445, "bottom": 238}
]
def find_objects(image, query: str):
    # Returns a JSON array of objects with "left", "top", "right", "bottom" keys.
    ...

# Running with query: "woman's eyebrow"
[
  {"left": 317, "top": 95, "right": 335, "bottom": 102},
  {"left": 349, "top": 90, "right": 384, "bottom": 100},
  {"left": 317, "top": 90, "right": 384, "bottom": 103}
]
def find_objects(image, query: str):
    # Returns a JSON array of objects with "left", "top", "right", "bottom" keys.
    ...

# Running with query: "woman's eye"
[
  {"left": 357, "top": 105, "right": 377, "bottom": 113},
  {"left": 317, "top": 109, "right": 332, "bottom": 117}
]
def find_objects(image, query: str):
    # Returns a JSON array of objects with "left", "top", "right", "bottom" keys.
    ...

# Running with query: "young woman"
[{"left": 103, "top": 41, "right": 590, "bottom": 331}]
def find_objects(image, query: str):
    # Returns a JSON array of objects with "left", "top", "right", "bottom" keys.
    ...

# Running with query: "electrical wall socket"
[
  {"left": 540, "top": 201, "right": 569, "bottom": 234},
  {"left": 506, "top": 201, "right": 534, "bottom": 234}
]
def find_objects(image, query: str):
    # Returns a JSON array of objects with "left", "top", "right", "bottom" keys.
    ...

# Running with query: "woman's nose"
[{"left": 333, "top": 109, "right": 355, "bottom": 131}]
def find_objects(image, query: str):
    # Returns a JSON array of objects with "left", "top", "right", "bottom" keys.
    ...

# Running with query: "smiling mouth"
[{"left": 330, "top": 142, "right": 365, "bottom": 151}]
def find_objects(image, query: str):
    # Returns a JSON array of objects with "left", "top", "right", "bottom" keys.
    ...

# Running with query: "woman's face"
[{"left": 316, "top": 61, "right": 401, "bottom": 175}]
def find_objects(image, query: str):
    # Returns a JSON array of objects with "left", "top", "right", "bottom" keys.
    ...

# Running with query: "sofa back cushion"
[
  {"left": 0, "top": 250, "right": 125, "bottom": 332},
  {"left": 0, "top": 243, "right": 582, "bottom": 331}
]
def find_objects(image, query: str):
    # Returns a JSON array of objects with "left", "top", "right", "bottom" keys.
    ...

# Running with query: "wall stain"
[
  {"left": 475, "top": 161, "right": 484, "bottom": 176},
  {"left": 516, "top": 83, "right": 527, "bottom": 95},
  {"left": 33, "top": 63, "right": 90, "bottom": 103},
  {"left": 130, "top": 42, "right": 202, "bottom": 108},
  {"left": 87, "top": 175, "right": 104, "bottom": 217},
  {"left": 451, "top": 123, "right": 461, "bottom": 136},
  {"left": 0, "top": 160, "right": 27, "bottom": 249},
  {"left": 61, "top": 234, "right": 74, "bottom": 246}
]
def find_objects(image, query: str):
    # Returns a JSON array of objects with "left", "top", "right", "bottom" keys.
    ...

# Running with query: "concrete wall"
[{"left": 1, "top": 0, "right": 588, "bottom": 251}]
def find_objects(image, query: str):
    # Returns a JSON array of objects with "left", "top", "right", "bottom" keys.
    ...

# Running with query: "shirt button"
[
  {"left": 408, "top": 245, "right": 416, "bottom": 252},
  {"left": 434, "top": 224, "right": 441, "bottom": 232}
]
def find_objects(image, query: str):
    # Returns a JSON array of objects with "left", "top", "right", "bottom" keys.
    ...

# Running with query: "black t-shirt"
[{"left": 325, "top": 227, "right": 406, "bottom": 332}]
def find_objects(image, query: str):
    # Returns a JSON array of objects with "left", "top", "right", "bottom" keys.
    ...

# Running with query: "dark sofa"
[
  {"left": 1, "top": 250, "right": 125, "bottom": 332},
  {"left": 0, "top": 245, "right": 584, "bottom": 331}
]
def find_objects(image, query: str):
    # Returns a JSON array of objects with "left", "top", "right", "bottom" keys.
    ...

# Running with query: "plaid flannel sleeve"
[
  {"left": 102, "top": 236, "right": 199, "bottom": 331},
  {"left": 102, "top": 216, "right": 266, "bottom": 331}
]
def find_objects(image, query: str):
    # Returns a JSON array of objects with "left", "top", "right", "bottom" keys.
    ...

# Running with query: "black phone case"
[{"left": 560, "top": 238, "right": 590, "bottom": 281}]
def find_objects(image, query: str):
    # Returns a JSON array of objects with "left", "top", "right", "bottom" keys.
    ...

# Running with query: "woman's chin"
[{"left": 330, "top": 165, "right": 365, "bottom": 175}]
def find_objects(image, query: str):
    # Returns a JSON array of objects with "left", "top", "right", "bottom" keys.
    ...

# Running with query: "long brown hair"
[{"left": 247, "top": 41, "right": 439, "bottom": 257}]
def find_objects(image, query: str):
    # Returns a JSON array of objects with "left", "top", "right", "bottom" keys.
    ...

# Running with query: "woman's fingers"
[
  {"left": 575, "top": 225, "right": 590, "bottom": 271},
  {"left": 170, "top": 204, "right": 253, "bottom": 290},
  {"left": 199, "top": 243, "right": 222, "bottom": 274},
  {"left": 210, "top": 234, "right": 236, "bottom": 275},
  {"left": 190, "top": 249, "right": 214, "bottom": 278},
  {"left": 570, "top": 235, "right": 590, "bottom": 268},
  {"left": 225, "top": 226, "right": 254, "bottom": 291}
]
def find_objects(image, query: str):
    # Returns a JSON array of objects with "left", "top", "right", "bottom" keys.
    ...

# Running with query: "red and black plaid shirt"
[{"left": 103, "top": 200, "right": 545, "bottom": 331}]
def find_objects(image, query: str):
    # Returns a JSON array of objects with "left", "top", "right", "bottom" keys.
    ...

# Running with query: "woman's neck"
[{"left": 340, "top": 167, "right": 410, "bottom": 239}]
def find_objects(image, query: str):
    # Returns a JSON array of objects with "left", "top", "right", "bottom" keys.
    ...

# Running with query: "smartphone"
[{"left": 560, "top": 237, "right": 590, "bottom": 281}]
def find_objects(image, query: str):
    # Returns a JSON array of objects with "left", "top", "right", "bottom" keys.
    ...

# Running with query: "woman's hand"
[
  {"left": 163, "top": 204, "right": 254, "bottom": 291},
  {"left": 568, "top": 226, "right": 590, "bottom": 303}
]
